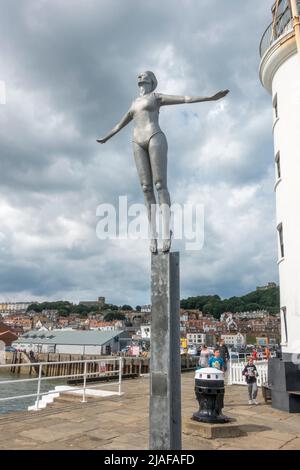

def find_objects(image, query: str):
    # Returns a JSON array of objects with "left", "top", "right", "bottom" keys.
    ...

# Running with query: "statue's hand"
[
  {"left": 211, "top": 90, "right": 229, "bottom": 101},
  {"left": 96, "top": 137, "right": 108, "bottom": 144}
]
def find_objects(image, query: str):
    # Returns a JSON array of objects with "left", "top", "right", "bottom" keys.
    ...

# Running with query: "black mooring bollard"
[{"left": 192, "top": 367, "right": 230, "bottom": 424}]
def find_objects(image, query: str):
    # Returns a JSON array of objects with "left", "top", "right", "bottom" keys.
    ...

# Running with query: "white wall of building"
[
  {"left": 55, "top": 344, "right": 102, "bottom": 355},
  {"left": 141, "top": 305, "right": 151, "bottom": 313},
  {"left": 14, "top": 343, "right": 54, "bottom": 354},
  {"left": 0, "top": 302, "right": 32, "bottom": 313},
  {"left": 221, "top": 333, "right": 245, "bottom": 347},
  {"left": 90, "top": 326, "right": 115, "bottom": 331},
  {"left": 187, "top": 333, "right": 206, "bottom": 346},
  {"left": 13, "top": 338, "right": 121, "bottom": 355},
  {"left": 273, "top": 52, "right": 300, "bottom": 355},
  {"left": 261, "top": 35, "right": 300, "bottom": 356},
  {"left": 141, "top": 325, "right": 151, "bottom": 339}
]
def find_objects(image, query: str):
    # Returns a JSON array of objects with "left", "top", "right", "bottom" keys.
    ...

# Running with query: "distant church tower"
[{"left": 259, "top": 0, "right": 300, "bottom": 412}]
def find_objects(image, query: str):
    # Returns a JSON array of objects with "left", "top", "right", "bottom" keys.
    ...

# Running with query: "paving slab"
[
  {"left": 36, "top": 441, "right": 80, "bottom": 450},
  {"left": 84, "top": 429, "right": 121, "bottom": 440},
  {"left": 183, "top": 436, "right": 223, "bottom": 450},
  {"left": 0, "top": 437, "right": 41, "bottom": 450},
  {"left": 19, "top": 427, "right": 75, "bottom": 443},
  {"left": 216, "top": 434, "right": 291, "bottom": 450},
  {"left": 71, "top": 435, "right": 114, "bottom": 450},
  {"left": 279, "top": 437, "right": 300, "bottom": 450},
  {"left": 257, "top": 430, "right": 298, "bottom": 442}
]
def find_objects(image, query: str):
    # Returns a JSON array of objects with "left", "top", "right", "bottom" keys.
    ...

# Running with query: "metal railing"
[
  {"left": 188, "top": 352, "right": 274, "bottom": 365},
  {"left": 229, "top": 352, "right": 275, "bottom": 363},
  {"left": 0, "top": 357, "right": 123, "bottom": 411},
  {"left": 259, "top": 1, "right": 300, "bottom": 57}
]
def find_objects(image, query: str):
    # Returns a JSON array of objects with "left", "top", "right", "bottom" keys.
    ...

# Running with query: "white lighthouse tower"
[{"left": 259, "top": 0, "right": 300, "bottom": 412}]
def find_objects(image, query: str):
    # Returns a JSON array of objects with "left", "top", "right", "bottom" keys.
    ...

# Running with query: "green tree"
[
  {"left": 121, "top": 305, "right": 133, "bottom": 311},
  {"left": 104, "top": 312, "right": 126, "bottom": 322},
  {"left": 180, "top": 286, "right": 279, "bottom": 317}
]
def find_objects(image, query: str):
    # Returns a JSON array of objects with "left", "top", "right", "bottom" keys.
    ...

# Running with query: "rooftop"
[
  {"left": 14, "top": 330, "right": 125, "bottom": 346},
  {"left": 0, "top": 372, "right": 299, "bottom": 450}
]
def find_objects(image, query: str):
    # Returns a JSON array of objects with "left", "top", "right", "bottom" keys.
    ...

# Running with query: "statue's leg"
[
  {"left": 133, "top": 142, "right": 157, "bottom": 253},
  {"left": 148, "top": 133, "right": 171, "bottom": 252}
]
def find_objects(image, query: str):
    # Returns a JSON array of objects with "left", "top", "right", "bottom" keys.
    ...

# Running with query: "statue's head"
[{"left": 138, "top": 71, "right": 157, "bottom": 92}]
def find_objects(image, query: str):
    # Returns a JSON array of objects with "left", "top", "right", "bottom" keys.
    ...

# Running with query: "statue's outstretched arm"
[
  {"left": 97, "top": 110, "right": 133, "bottom": 144},
  {"left": 157, "top": 90, "right": 229, "bottom": 106}
]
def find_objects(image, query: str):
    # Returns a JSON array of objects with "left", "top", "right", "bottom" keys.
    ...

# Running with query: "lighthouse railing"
[{"left": 259, "top": 1, "right": 300, "bottom": 57}]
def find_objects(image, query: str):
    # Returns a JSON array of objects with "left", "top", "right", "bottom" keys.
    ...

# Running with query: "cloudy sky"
[{"left": 0, "top": 0, "right": 278, "bottom": 306}]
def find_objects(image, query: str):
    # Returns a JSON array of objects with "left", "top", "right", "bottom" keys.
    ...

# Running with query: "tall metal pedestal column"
[{"left": 149, "top": 251, "right": 181, "bottom": 450}]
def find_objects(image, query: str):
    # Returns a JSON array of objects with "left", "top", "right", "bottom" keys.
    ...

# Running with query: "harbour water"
[{"left": 0, "top": 373, "right": 65, "bottom": 414}]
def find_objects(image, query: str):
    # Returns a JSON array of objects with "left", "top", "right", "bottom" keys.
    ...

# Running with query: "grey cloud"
[{"left": 0, "top": 0, "right": 278, "bottom": 304}]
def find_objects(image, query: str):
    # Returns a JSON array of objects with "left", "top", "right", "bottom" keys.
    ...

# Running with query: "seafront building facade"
[{"left": 0, "top": 302, "right": 33, "bottom": 316}]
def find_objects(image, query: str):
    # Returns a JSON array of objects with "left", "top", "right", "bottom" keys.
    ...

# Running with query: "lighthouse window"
[
  {"left": 277, "top": 223, "right": 284, "bottom": 258},
  {"left": 275, "top": 151, "right": 281, "bottom": 179},
  {"left": 281, "top": 307, "right": 288, "bottom": 343},
  {"left": 273, "top": 93, "right": 278, "bottom": 120}
]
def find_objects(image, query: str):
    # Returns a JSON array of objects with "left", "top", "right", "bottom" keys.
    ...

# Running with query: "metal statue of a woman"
[{"left": 97, "top": 71, "right": 229, "bottom": 253}]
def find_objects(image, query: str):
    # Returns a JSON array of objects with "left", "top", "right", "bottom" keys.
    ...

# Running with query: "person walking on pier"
[
  {"left": 208, "top": 349, "right": 225, "bottom": 371},
  {"left": 242, "top": 356, "right": 259, "bottom": 405},
  {"left": 198, "top": 344, "right": 212, "bottom": 368},
  {"left": 219, "top": 339, "right": 229, "bottom": 372}
]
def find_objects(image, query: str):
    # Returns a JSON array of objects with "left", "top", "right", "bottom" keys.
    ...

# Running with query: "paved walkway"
[{"left": 0, "top": 372, "right": 299, "bottom": 450}]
